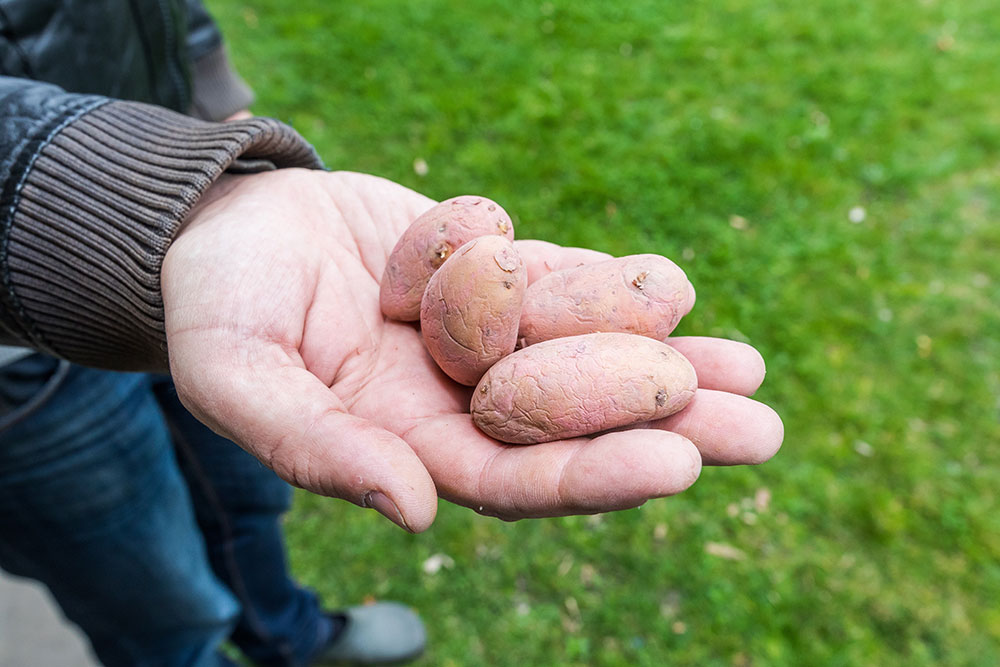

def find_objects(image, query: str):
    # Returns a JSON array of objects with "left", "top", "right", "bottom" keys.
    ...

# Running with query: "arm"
[
  {"left": 163, "top": 171, "right": 783, "bottom": 531},
  {"left": 0, "top": 76, "right": 321, "bottom": 367},
  {"left": 185, "top": 0, "right": 254, "bottom": 120},
  {"left": 1, "top": 78, "right": 782, "bottom": 531}
]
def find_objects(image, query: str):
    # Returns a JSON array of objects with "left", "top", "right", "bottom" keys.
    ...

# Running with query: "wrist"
[
  {"left": 176, "top": 173, "right": 242, "bottom": 237},
  {"left": 5, "top": 100, "right": 321, "bottom": 370}
]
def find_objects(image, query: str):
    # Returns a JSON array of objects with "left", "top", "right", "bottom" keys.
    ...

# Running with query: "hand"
[
  {"left": 223, "top": 109, "right": 254, "bottom": 121},
  {"left": 162, "top": 170, "right": 783, "bottom": 532}
]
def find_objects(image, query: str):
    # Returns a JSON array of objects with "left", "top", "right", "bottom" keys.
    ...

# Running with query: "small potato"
[
  {"left": 471, "top": 332, "right": 697, "bottom": 444},
  {"left": 518, "top": 254, "right": 695, "bottom": 346},
  {"left": 421, "top": 236, "right": 526, "bottom": 386},
  {"left": 381, "top": 196, "right": 515, "bottom": 321}
]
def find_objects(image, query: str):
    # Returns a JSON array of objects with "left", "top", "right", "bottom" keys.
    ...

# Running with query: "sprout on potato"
[
  {"left": 471, "top": 333, "right": 697, "bottom": 444},
  {"left": 380, "top": 195, "right": 514, "bottom": 321},
  {"left": 420, "top": 236, "right": 526, "bottom": 386}
]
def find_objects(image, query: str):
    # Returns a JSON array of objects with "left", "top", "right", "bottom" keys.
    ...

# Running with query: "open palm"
[{"left": 162, "top": 169, "right": 783, "bottom": 532}]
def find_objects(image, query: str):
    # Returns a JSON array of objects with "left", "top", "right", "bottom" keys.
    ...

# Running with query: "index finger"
[{"left": 404, "top": 413, "right": 701, "bottom": 519}]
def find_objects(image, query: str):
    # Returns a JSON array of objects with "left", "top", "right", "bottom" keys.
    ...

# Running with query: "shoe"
[{"left": 312, "top": 602, "right": 427, "bottom": 665}]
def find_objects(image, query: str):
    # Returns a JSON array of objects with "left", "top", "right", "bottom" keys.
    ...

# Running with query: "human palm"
[{"left": 162, "top": 169, "right": 782, "bottom": 532}]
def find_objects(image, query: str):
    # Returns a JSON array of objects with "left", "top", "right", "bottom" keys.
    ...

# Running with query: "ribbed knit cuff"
[
  {"left": 3, "top": 100, "right": 323, "bottom": 370},
  {"left": 189, "top": 45, "right": 255, "bottom": 121}
]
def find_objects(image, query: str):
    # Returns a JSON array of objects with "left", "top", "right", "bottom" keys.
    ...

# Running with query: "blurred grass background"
[{"left": 207, "top": 1, "right": 999, "bottom": 664}]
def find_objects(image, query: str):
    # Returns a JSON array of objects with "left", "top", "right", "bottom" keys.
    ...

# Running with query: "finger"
[
  {"left": 171, "top": 338, "right": 438, "bottom": 532},
  {"left": 405, "top": 414, "right": 701, "bottom": 519},
  {"left": 667, "top": 336, "right": 767, "bottom": 396},
  {"left": 649, "top": 389, "right": 783, "bottom": 465},
  {"left": 223, "top": 110, "right": 254, "bottom": 121},
  {"left": 513, "top": 239, "right": 613, "bottom": 285}
]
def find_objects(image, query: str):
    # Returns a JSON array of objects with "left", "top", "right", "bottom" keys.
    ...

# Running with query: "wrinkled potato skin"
[
  {"left": 381, "top": 196, "right": 515, "bottom": 321},
  {"left": 421, "top": 236, "right": 527, "bottom": 386},
  {"left": 471, "top": 332, "right": 697, "bottom": 444},
  {"left": 518, "top": 254, "right": 695, "bottom": 346}
]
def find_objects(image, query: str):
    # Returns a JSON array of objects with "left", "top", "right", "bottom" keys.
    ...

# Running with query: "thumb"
[{"left": 172, "top": 348, "right": 438, "bottom": 532}]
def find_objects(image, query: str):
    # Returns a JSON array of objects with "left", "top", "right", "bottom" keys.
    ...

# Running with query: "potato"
[
  {"left": 381, "top": 196, "right": 515, "bottom": 321},
  {"left": 471, "top": 332, "right": 697, "bottom": 444},
  {"left": 421, "top": 236, "right": 527, "bottom": 386},
  {"left": 518, "top": 254, "right": 695, "bottom": 346}
]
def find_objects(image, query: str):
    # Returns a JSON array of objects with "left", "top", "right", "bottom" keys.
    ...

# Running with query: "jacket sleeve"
[
  {"left": 0, "top": 77, "right": 323, "bottom": 370},
  {"left": 185, "top": 0, "right": 255, "bottom": 121}
]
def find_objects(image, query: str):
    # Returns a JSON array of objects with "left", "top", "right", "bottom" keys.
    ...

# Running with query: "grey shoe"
[{"left": 313, "top": 602, "right": 426, "bottom": 665}]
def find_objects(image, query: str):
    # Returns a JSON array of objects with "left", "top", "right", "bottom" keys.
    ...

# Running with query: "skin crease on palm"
[{"left": 161, "top": 169, "right": 784, "bottom": 533}]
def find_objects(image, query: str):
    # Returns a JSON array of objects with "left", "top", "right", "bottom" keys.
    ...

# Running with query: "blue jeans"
[{"left": 0, "top": 354, "right": 334, "bottom": 666}]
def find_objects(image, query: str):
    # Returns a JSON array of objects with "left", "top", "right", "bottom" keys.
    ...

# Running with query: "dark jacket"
[
  {"left": 0, "top": 0, "right": 248, "bottom": 115},
  {"left": 0, "top": 1, "right": 322, "bottom": 369}
]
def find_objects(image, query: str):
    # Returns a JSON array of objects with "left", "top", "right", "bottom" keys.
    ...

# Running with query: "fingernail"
[{"left": 364, "top": 491, "right": 412, "bottom": 532}]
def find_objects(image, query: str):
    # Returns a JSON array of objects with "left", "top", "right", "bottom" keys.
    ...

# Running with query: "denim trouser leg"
[
  {"left": 0, "top": 356, "right": 329, "bottom": 667},
  {"left": 150, "top": 377, "right": 329, "bottom": 667},
  {"left": 0, "top": 356, "right": 239, "bottom": 666}
]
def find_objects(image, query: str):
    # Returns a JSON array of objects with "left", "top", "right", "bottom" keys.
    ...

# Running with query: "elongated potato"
[
  {"left": 471, "top": 332, "right": 697, "bottom": 444},
  {"left": 518, "top": 254, "right": 695, "bottom": 346},
  {"left": 381, "top": 196, "right": 515, "bottom": 321},
  {"left": 421, "top": 236, "right": 526, "bottom": 386}
]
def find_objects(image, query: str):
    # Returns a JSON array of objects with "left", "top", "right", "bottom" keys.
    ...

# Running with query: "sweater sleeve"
[
  {"left": 0, "top": 77, "right": 323, "bottom": 370},
  {"left": 185, "top": 0, "right": 255, "bottom": 121}
]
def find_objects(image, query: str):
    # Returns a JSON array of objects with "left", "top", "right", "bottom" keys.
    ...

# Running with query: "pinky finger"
[{"left": 514, "top": 240, "right": 613, "bottom": 285}]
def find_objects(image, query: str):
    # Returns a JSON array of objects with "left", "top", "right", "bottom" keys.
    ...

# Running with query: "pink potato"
[
  {"left": 380, "top": 196, "right": 515, "bottom": 321},
  {"left": 471, "top": 332, "right": 697, "bottom": 444},
  {"left": 421, "top": 236, "right": 527, "bottom": 386},
  {"left": 518, "top": 254, "right": 695, "bottom": 346}
]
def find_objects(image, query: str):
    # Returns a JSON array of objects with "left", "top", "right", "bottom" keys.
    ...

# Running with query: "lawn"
[{"left": 207, "top": 1, "right": 1000, "bottom": 664}]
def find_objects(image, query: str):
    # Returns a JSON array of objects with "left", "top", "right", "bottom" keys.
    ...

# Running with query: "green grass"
[{"left": 207, "top": 1, "right": 1000, "bottom": 664}]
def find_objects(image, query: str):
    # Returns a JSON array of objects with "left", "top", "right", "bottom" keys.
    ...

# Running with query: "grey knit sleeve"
[{"left": 1, "top": 89, "right": 323, "bottom": 371}]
